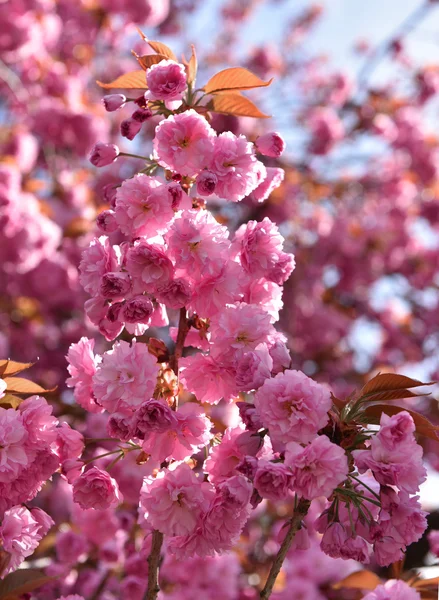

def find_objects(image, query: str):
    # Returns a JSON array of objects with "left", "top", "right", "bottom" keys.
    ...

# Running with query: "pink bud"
[
  {"left": 121, "top": 118, "right": 142, "bottom": 140},
  {"left": 89, "top": 143, "right": 119, "bottom": 167},
  {"left": 102, "top": 94, "right": 126, "bottom": 112},
  {"left": 132, "top": 107, "right": 153, "bottom": 123},
  {"left": 96, "top": 210, "right": 118, "bottom": 234},
  {"left": 99, "top": 272, "right": 131, "bottom": 299},
  {"left": 196, "top": 170, "right": 218, "bottom": 196},
  {"left": 73, "top": 466, "right": 122, "bottom": 510},
  {"left": 255, "top": 132, "right": 285, "bottom": 157}
]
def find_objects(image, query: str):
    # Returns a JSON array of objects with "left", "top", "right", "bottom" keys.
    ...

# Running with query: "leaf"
[
  {"left": 359, "top": 389, "right": 427, "bottom": 403},
  {"left": 204, "top": 67, "right": 273, "bottom": 94},
  {"left": 209, "top": 93, "right": 270, "bottom": 118},
  {"left": 147, "top": 40, "right": 177, "bottom": 61},
  {"left": 132, "top": 51, "right": 168, "bottom": 71},
  {"left": 414, "top": 576, "right": 439, "bottom": 589},
  {"left": 3, "top": 377, "right": 55, "bottom": 395},
  {"left": 0, "top": 394, "right": 23, "bottom": 409},
  {"left": 331, "top": 392, "right": 347, "bottom": 410},
  {"left": 0, "top": 360, "right": 34, "bottom": 377},
  {"left": 332, "top": 570, "right": 381, "bottom": 590},
  {"left": 97, "top": 71, "right": 147, "bottom": 89},
  {"left": 364, "top": 404, "right": 439, "bottom": 441},
  {"left": 361, "top": 373, "right": 433, "bottom": 396},
  {"left": 135, "top": 31, "right": 177, "bottom": 61},
  {"left": 0, "top": 568, "right": 54, "bottom": 599},
  {"left": 186, "top": 45, "right": 197, "bottom": 85}
]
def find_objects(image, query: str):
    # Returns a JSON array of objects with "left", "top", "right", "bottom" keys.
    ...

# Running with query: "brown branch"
[
  {"left": 144, "top": 530, "right": 164, "bottom": 600},
  {"left": 144, "top": 308, "right": 190, "bottom": 600},
  {"left": 260, "top": 498, "right": 311, "bottom": 600},
  {"left": 169, "top": 307, "right": 189, "bottom": 375}
]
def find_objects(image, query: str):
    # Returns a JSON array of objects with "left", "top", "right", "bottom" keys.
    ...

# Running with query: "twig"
[
  {"left": 260, "top": 498, "right": 311, "bottom": 600},
  {"left": 357, "top": 1, "right": 434, "bottom": 94},
  {"left": 144, "top": 530, "right": 164, "bottom": 600},
  {"left": 144, "top": 308, "right": 190, "bottom": 600}
]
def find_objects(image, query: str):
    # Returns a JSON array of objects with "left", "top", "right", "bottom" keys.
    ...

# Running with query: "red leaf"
[
  {"left": 132, "top": 51, "right": 168, "bottom": 71},
  {"left": 361, "top": 373, "right": 433, "bottom": 396},
  {"left": 3, "top": 377, "right": 55, "bottom": 395},
  {"left": 0, "top": 568, "right": 55, "bottom": 599},
  {"left": 186, "top": 45, "right": 197, "bottom": 85}
]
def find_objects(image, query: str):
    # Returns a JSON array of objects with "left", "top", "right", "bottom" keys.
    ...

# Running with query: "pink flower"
[
  {"left": 56, "top": 529, "right": 89, "bottom": 565},
  {"left": 102, "top": 94, "right": 126, "bottom": 111},
  {"left": 307, "top": 107, "right": 344, "bottom": 155},
  {"left": 92, "top": 340, "right": 159, "bottom": 413},
  {"left": 210, "top": 303, "right": 275, "bottom": 357},
  {"left": 187, "top": 262, "right": 241, "bottom": 318},
  {"left": 73, "top": 466, "right": 122, "bottom": 510},
  {"left": 0, "top": 506, "right": 45, "bottom": 575},
  {"left": 131, "top": 399, "right": 177, "bottom": 439},
  {"left": 99, "top": 271, "right": 131, "bottom": 299},
  {"left": 107, "top": 413, "right": 133, "bottom": 441},
  {"left": 155, "top": 278, "right": 192, "bottom": 309},
  {"left": 141, "top": 403, "right": 212, "bottom": 462},
  {"left": 180, "top": 353, "right": 238, "bottom": 404},
  {"left": 362, "top": 580, "right": 420, "bottom": 600},
  {"left": 353, "top": 411, "right": 426, "bottom": 493},
  {"left": 153, "top": 110, "right": 215, "bottom": 176},
  {"left": 19, "top": 395, "right": 57, "bottom": 445},
  {"left": 0, "top": 408, "right": 28, "bottom": 483},
  {"left": 79, "top": 236, "right": 119, "bottom": 296},
  {"left": 89, "top": 142, "right": 119, "bottom": 167},
  {"left": 339, "top": 535, "right": 370, "bottom": 563},
  {"left": 320, "top": 523, "right": 348, "bottom": 558},
  {"left": 209, "top": 132, "right": 264, "bottom": 202},
  {"left": 66, "top": 337, "right": 103, "bottom": 413},
  {"left": 254, "top": 370, "right": 331, "bottom": 444},
  {"left": 166, "top": 209, "right": 230, "bottom": 282},
  {"left": 254, "top": 461, "right": 292, "bottom": 501},
  {"left": 115, "top": 174, "right": 175, "bottom": 239},
  {"left": 122, "top": 296, "right": 154, "bottom": 324},
  {"left": 251, "top": 167, "right": 285, "bottom": 203},
  {"left": 233, "top": 217, "right": 295, "bottom": 284},
  {"left": 140, "top": 463, "right": 213, "bottom": 536},
  {"left": 235, "top": 343, "right": 273, "bottom": 392},
  {"left": 146, "top": 60, "right": 187, "bottom": 110},
  {"left": 196, "top": 170, "right": 218, "bottom": 196},
  {"left": 56, "top": 422, "right": 84, "bottom": 463},
  {"left": 255, "top": 132, "right": 285, "bottom": 157},
  {"left": 126, "top": 241, "right": 174, "bottom": 294},
  {"left": 205, "top": 426, "right": 265, "bottom": 484},
  {"left": 285, "top": 436, "right": 348, "bottom": 499}
]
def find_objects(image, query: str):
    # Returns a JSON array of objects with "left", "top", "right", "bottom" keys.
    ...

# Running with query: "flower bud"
[
  {"left": 99, "top": 272, "right": 131, "bottom": 299},
  {"left": 121, "top": 118, "right": 142, "bottom": 140},
  {"left": 132, "top": 107, "right": 153, "bottom": 123},
  {"left": 96, "top": 210, "right": 118, "bottom": 234},
  {"left": 255, "top": 132, "right": 285, "bottom": 157},
  {"left": 122, "top": 296, "right": 154, "bottom": 324},
  {"left": 196, "top": 170, "right": 218, "bottom": 196},
  {"left": 89, "top": 143, "right": 119, "bottom": 167},
  {"left": 102, "top": 94, "right": 126, "bottom": 112}
]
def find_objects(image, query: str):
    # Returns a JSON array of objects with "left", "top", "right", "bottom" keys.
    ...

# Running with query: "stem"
[
  {"left": 260, "top": 498, "right": 311, "bottom": 600},
  {"left": 144, "top": 530, "right": 164, "bottom": 600},
  {"left": 144, "top": 308, "right": 190, "bottom": 600},
  {"left": 119, "top": 152, "right": 151, "bottom": 161},
  {"left": 348, "top": 473, "right": 381, "bottom": 501},
  {"left": 169, "top": 307, "right": 189, "bottom": 376}
]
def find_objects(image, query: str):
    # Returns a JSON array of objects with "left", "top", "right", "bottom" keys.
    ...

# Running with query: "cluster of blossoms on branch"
[{"left": 58, "top": 40, "right": 434, "bottom": 600}]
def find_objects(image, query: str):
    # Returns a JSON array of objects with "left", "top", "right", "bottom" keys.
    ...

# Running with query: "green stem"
[{"left": 349, "top": 473, "right": 381, "bottom": 501}]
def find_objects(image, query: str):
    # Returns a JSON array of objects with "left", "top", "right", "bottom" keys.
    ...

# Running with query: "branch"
[
  {"left": 144, "top": 308, "right": 189, "bottom": 600},
  {"left": 357, "top": 1, "right": 434, "bottom": 94},
  {"left": 260, "top": 498, "right": 311, "bottom": 600},
  {"left": 169, "top": 307, "right": 189, "bottom": 375},
  {"left": 144, "top": 530, "right": 164, "bottom": 600}
]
